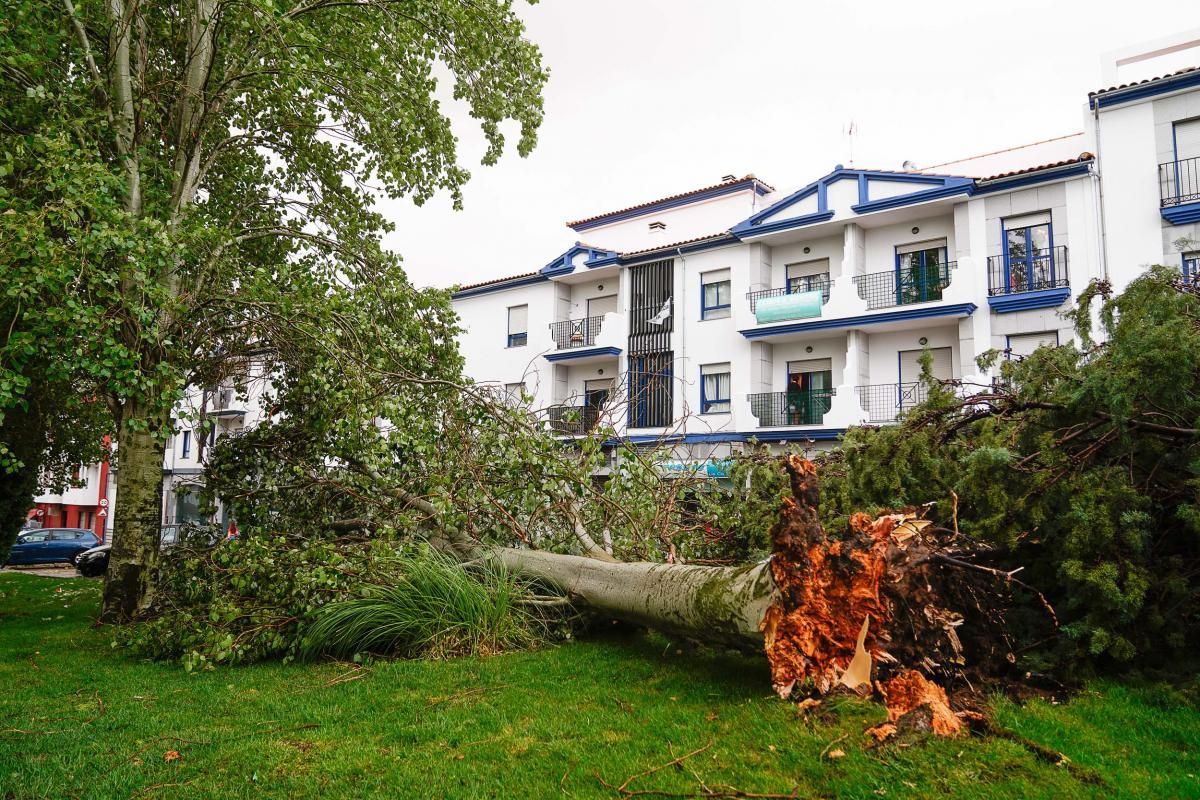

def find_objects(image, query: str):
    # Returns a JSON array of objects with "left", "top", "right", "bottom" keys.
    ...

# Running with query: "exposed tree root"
[{"left": 496, "top": 454, "right": 1055, "bottom": 741}]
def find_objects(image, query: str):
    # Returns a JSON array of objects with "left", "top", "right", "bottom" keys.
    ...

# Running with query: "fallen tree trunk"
[
  {"left": 490, "top": 456, "right": 1034, "bottom": 735},
  {"left": 492, "top": 549, "right": 775, "bottom": 651}
]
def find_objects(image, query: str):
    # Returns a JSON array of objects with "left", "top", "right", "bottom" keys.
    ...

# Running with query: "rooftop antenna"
[{"left": 843, "top": 120, "right": 858, "bottom": 167}]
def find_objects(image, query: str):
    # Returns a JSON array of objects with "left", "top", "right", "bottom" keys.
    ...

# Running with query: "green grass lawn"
[{"left": 1, "top": 573, "right": 1198, "bottom": 799}]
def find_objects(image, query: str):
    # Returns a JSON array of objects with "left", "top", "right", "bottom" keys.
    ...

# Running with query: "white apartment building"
[
  {"left": 451, "top": 35, "right": 1200, "bottom": 465},
  {"left": 159, "top": 370, "right": 273, "bottom": 526}
]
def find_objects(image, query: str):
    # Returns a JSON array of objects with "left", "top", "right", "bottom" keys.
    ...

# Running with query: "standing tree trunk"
[{"left": 101, "top": 404, "right": 169, "bottom": 622}]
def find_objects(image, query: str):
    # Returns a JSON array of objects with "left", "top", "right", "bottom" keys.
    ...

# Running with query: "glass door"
[
  {"left": 1004, "top": 223, "right": 1053, "bottom": 292},
  {"left": 786, "top": 361, "right": 832, "bottom": 425},
  {"left": 895, "top": 246, "right": 947, "bottom": 305}
]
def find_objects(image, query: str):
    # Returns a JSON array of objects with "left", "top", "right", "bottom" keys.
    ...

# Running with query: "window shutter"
[
  {"left": 1007, "top": 331, "right": 1058, "bottom": 357},
  {"left": 1176, "top": 118, "right": 1200, "bottom": 161}
]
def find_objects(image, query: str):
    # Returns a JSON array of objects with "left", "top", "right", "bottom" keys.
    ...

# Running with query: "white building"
[
  {"left": 159, "top": 369, "right": 273, "bottom": 526},
  {"left": 451, "top": 35, "right": 1200, "bottom": 464}
]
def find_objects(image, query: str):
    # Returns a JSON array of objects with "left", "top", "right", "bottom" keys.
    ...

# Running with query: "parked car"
[
  {"left": 6, "top": 528, "right": 99, "bottom": 566},
  {"left": 75, "top": 522, "right": 220, "bottom": 577}
]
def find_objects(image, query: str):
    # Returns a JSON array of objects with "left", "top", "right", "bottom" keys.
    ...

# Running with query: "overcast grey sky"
[{"left": 380, "top": 0, "right": 1197, "bottom": 289}]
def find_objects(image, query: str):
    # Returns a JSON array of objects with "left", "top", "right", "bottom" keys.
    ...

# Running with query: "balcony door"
[
  {"left": 587, "top": 294, "right": 618, "bottom": 318},
  {"left": 584, "top": 378, "right": 613, "bottom": 411},
  {"left": 895, "top": 240, "right": 948, "bottom": 305},
  {"left": 1003, "top": 213, "right": 1054, "bottom": 293},
  {"left": 786, "top": 359, "right": 832, "bottom": 425}
]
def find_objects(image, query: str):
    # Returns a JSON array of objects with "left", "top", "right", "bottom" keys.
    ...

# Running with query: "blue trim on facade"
[
  {"left": 738, "top": 302, "right": 977, "bottom": 339},
  {"left": 849, "top": 180, "right": 974, "bottom": 214},
  {"left": 731, "top": 210, "right": 835, "bottom": 238},
  {"left": 543, "top": 346, "right": 622, "bottom": 363},
  {"left": 610, "top": 429, "right": 846, "bottom": 447},
  {"left": 569, "top": 178, "right": 771, "bottom": 232},
  {"left": 1162, "top": 202, "right": 1200, "bottom": 225},
  {"left": 987, "top": 287, "right": 1071, "bottom": 314},
  {"left": 541, "top": 242, "right": 619, "bottom": 277},
  {"left": 1089, "top": 69, "right": 1200, "bottom": 109},
  {"left": 452, "top": 273, "right": 548, "bottom": 299},
  {"left": 732, "top": 167, "right": 974, "bottom": 238},
  {"left": 974, "top": 162, "right": 1092, "bottom": 195},
  {"left": 1184, "top": 251, "right": 1200, "bottom": 279}
]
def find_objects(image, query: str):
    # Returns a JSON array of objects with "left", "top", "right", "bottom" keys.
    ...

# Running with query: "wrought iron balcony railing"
[
  {"left": 853, "top": 263, "right": 955, "bottom": 310},
  {"left": 1159, "top": 155, "right": 1200, "bottom": 207},
  {"left": 745, "top": 274, "right": 832, "bottom": 312},
  {"left": 747, "top": 389, "right": 835, "bottom": 427},
  {"left": 548, "top": 316, "right": 605, "bottom": 350},
  {"left": 986, "top": 246, "right": 1069, "bottom": 296},
  {"left": 854, "top": 382, "right": 929, "bottom": 423},
  {"left": 547, "top": 405, "right": 601, "bottom": 434}
]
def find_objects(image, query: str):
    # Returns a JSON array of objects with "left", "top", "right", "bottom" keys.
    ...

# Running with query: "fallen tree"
[{"left": 482, "top": 456, "right": 1035, "bottom": 735}]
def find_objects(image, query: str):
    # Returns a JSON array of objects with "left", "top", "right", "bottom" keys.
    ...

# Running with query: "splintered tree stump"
[{"left": 494, "top": 455, "right": 1025, "bottom": 737}]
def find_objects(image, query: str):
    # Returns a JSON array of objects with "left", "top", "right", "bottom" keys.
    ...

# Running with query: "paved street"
[{"left": 1, "top": 564, "right": 86, "bottom": 579}]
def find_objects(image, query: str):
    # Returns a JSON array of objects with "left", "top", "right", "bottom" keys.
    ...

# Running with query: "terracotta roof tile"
[
  {"left": 619, "top": 231, "right": 735, "bottom": 259},
  {"left": 566, "top": 175, "right": 774, "bottom": 229},
  {"left": 976, "top": 154, "right": 1094, "bottom": 182},
  {"left": 454, "top": 270, "right": 540, "bottom": 293},
  {"left": 1089, "top": 65, "right": 1200, "bottom": 98}
]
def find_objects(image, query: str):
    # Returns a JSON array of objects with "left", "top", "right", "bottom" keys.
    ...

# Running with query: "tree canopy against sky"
[{"left": 0, "top": 0, "right": 548, "bottom": 619}]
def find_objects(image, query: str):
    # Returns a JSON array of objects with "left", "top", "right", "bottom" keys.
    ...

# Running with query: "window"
[
  {"left": 700, "top": 363, "right": 731, "bottom": 414},
  {"left": 1184, "top": 252, "right": 1200, "bottom": 281},
  {"left": 786, "top": 260, "right": 831, "bottom": 300},
  {"left": 504, "top": 382, "right": 526, "bottom": 406},
  {"left": 507, "top": 305, "right": 528, "bottom": 347},
  {"left": 1002, "top": 213, "right": 1056, "bottom": 292},
  {"left": 701, "top": 270, "right": 731, "bottom": 320},
  {"left": 1007, "top": 331, "right": 1059, "bottom": 359},
  {"left": 181, "top": 430, "right": 191, "bottom": 458}
]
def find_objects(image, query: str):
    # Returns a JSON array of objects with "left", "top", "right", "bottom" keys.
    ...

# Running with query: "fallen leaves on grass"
[{"left": 163, "top": 750, "right": 181, "bottom": 763}]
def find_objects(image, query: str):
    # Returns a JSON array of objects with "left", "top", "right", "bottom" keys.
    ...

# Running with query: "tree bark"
[
  {"left": 492, "top": 549, "right": 776, "bottom": 650},
  {"left": 100, "top": 406, "right": 169, "bottom": 622}
]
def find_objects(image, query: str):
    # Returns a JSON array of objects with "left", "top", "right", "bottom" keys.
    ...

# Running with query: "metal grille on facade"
[{"left": 628, "top": 259, "right": 674, "bottom": 428}]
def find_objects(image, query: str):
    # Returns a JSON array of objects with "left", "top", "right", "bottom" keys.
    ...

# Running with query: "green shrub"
[
  {"left": 116, "top": 533, "right": 553, "bottom": 669},
  {"left": 301, "top": 551, "right": 546, "bottom": 660}
]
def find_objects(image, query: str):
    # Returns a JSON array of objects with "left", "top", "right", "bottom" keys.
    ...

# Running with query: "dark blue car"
[{"left": 7, "top": 528, "right": 99, "bottom": 566}]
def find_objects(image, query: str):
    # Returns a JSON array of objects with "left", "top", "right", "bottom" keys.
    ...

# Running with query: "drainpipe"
[
  {"left": 1091, "top": 103, "right": 1111, "bottom": 281},
  {"left": 675, "top": 246, "right": 687, "bottom": 426}
]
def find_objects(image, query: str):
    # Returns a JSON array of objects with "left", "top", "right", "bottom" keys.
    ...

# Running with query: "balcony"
[
  {"left": 1159, "top": 156, "right": 1200, "bottom": 224},
  {"left": 746, "top": 274, "right": 831, "bottom": 323},
  {"left": 854, "top": 382, "right": 929, "bottom": 424},
  {"left": 547, "top": 405, "right": 601, "bottom": 435},
  {"left": 852, "top": 263, "right": 954, "bottom": 310},
  {"left": 201, "top": 387, "right": 246, "bottom": 418},
  {"left": 549, "top": 316, "right": 604, "bottom": 349},
  {"left": 747, "top": 389, "right": 836, "bottom": 428},
  {"left": 986, "top": 246, "right": 1069, "bottom": 313},
  {"left": 543, "top": 314, "right": 623, "bottom": 364}
]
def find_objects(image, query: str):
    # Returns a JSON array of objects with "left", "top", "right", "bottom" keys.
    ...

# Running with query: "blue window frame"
[
  {"left": 700, "top": 363, "right": 731, "bottom": 414},
  {"left": 181, "top": 430, "right": 191, "bottom": 458},
  {"left": 1002, "top": 220, "right": 1055, "bottom": 292},
  {"left": 894, "top": 243, "right": 948, "bottom": 305},
  {"left": 506, "top": 304, "right": 528, "bottom": 348},
  {"left": 701, "top": 277, "right": 731, "bottom": 319},
  {"left": 1184, "top": 252, "right": 1200, "bottom": 280}
]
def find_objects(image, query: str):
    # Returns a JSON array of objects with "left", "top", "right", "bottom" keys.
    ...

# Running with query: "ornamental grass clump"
[{"left": 302, "top": 551, "right": 548, "bottom": 661}]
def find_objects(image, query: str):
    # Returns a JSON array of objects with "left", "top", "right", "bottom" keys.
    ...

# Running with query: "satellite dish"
[{"left": 901, "top": 160, "right": 918, "bottom": 170}]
